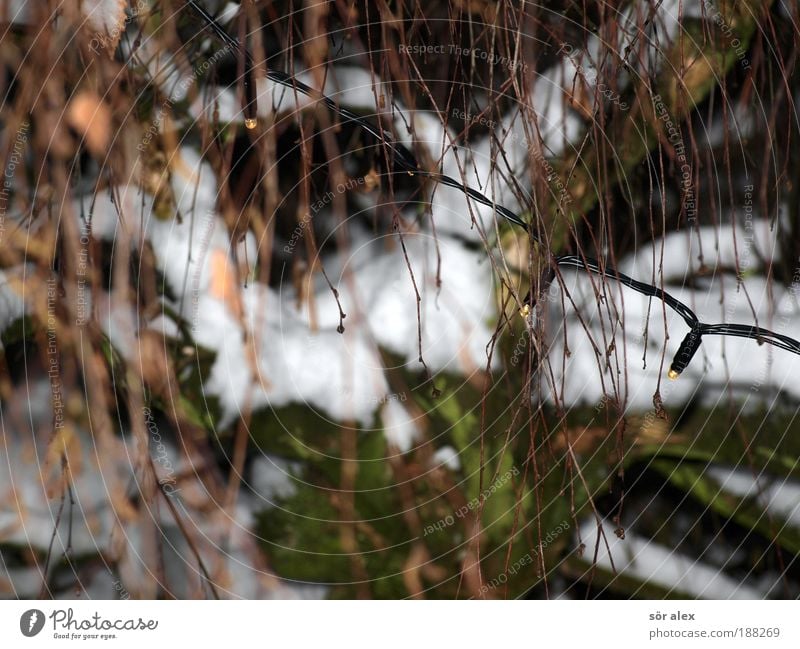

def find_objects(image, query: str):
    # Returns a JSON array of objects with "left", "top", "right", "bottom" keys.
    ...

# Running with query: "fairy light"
[{"left": 667, "top": 326, "right": 704, "bottom": 379}]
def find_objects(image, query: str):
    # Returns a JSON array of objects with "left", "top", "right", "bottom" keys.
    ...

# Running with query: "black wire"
[
  {"left": 184, "top": 0, "right": 800, "bottom": 379},
  {"left": 555, "top": 255, "right": 699, "bottom": 328},
  {"left": 700, "top": 323, "right": 800, "bottom": 357},
  {"left": 432, "top": 172, "right": 531, "bottom": 230}
]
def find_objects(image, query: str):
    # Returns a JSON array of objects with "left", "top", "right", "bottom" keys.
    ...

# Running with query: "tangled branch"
[{"left": 187, "top": 0, "right": 800, "bottom": 381}]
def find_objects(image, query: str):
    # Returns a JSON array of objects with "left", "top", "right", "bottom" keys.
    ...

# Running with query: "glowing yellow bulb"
[
  {"left": 244, "top": 117, "right": 257, "bottom": 130},
  {"left": 519, "top": 304, "right": 531, "bottom": 318},
  {"left": 668, "top": 368, "right": 679, "bottom": 380}
]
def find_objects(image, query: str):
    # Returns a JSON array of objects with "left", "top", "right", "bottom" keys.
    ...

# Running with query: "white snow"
[
  {"left": 707, "top": 467, "right": 800, "bottom": 529},
  {"left": 381, "top": 400, "right": 420, "bottom": 453},
  {"left": 432, "top": 446, "right": 461, "bottom": 471},
  {"left": 241, "top": 284, "right": 390, "bottom": 427},
  {"left": 248, "top": 455, "right": 299, "bottom": 506},
  {"left": 80, "top": 143, "right": 500, "bottom": 430},
  {"left": 0, "top": 266, "right": 28, "bottom": 343},
  {"left": 0, "top": 0, "right": 31, "bottom": 24},
  {"left": 81, "top": 0, "right": 126, "bottom": 40},
  {"left": 578, "top": 519, "right": 765, "bottom": 598},
  {"left": 0, "top": 383, "right": 131, "bottom": 566}
]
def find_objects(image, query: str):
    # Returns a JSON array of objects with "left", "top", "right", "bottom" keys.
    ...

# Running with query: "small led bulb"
[
  {"left": 244, "top": 117, "right": 257, "bottom": 130},
  {"left": 668, "top": 368, "right": 679, "bottom": 380},
  {"left": 519, "top": 304, "right": 531, "bottom": 318}
]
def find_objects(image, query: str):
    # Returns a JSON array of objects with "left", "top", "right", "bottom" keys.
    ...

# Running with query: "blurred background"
[{"left": 1, "top": 0, "right": 799, "bottom": 599}]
